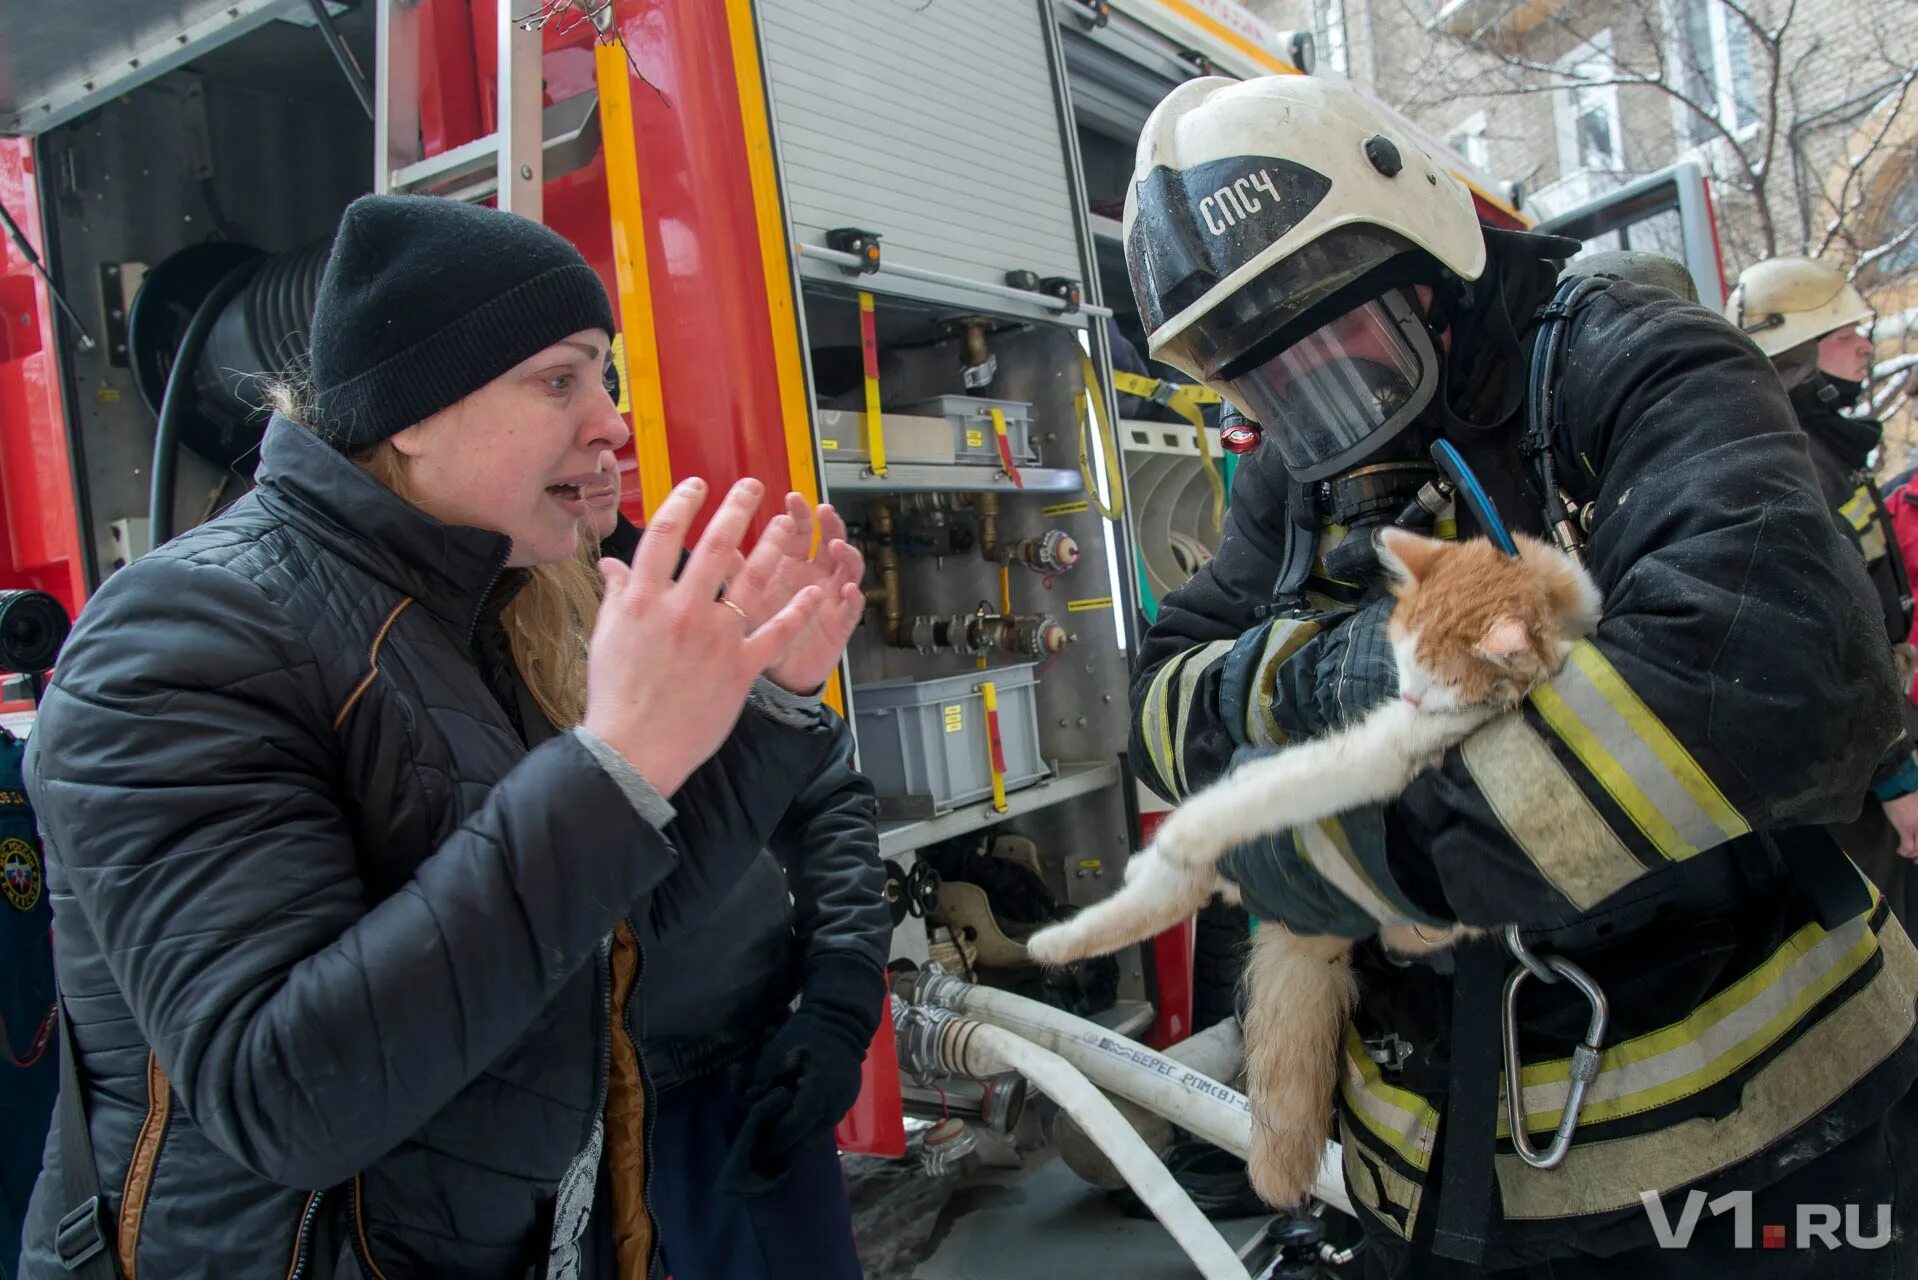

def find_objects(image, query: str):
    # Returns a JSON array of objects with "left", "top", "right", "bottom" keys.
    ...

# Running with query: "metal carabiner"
[{"left": 1500, "top": 925, "right": 1610, "bottom": 1170}]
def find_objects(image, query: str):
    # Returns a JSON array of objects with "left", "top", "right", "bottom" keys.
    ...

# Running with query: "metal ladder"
[{"left": 372, "top": 0, "right": 606, "bottom": 220}]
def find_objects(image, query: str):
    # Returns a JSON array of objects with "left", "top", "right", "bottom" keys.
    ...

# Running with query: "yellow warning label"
[
  {"left": 608, "top": 332, "right": 632, "bottom": 415},
  {"left": 1077, "top": 859, "right": 1104, "bottom": 871},
  {"left": 1067, "top": 596, "right": 1113, "bottom": 612},
  {"left": 96, "top": 386, "right": 121, "bottom": 403},
  {"left": 966, "top": 428, "right": 985, "bottom": 448},
  {"left": 820, "top": 439, "right": 839, "bottom": 452},
  {"left": 1043, "top": 500, "right": 1090, "bottom": 517},
  {"left": 943, "top": 704, "right": 964, "bottom": 733}
]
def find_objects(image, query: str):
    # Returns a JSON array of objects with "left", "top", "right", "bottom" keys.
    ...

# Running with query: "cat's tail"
[
  {"left": 1025, "top": 851, "right": 1216, "bottom": 965},
  {"left": 1243, "top": 924, "right": 1358, "bottom": 1208}
]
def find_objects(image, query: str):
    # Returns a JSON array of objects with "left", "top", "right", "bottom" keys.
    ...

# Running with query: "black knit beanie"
[{"left": 307, "top": 194, "right": 616, "bottom": 448}]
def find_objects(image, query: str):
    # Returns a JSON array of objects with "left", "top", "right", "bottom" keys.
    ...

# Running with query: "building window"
[
  {"left": 1670, "top": 0, "right": 1759, "bottom": 146},
  {"left": 1556, "top": 31, "right": 1624, "bottom": 176},
  {"left": 1447, "top": 111, "right": 1491, "bottom": 174},
  {"left": 1313, "top": 0, "right": 1349, "bottom": 75}
]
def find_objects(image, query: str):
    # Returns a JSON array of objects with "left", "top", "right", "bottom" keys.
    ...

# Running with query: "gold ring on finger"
[{"left": 720, "top": 597, "right": 749, "bottom": 624}]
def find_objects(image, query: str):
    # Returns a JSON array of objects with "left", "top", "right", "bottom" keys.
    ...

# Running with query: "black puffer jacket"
[{"left": 18, "top": 418, "right": 844, "bottom": 1278}]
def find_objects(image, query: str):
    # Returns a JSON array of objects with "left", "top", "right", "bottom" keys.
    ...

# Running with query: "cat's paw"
[
  {"left": 1024, "top": 922, "right": 1085, "bottom": 967},
  {"left": 1247, "top": 1124, "right": 1325, "bottom": 1210}
]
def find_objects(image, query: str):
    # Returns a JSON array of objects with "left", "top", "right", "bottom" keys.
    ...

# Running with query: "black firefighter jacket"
[
  {"left": 1130, "top": 279, "right": 1918, "bottom": 1264},
  {"left": 17, "top": 417, "right": 855, "bottom": 1279},
  {"left": 1793, "top": 376, "right": 1914, "bottom": 649}
]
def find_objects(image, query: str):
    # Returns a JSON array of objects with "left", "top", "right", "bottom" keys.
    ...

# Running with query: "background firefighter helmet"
[
  {"left": 1121, "top": 75, "right": 1486, "bottom": 481},
  {"left": 1725, "top": 256, "right": 1873, "bottom": 359}
]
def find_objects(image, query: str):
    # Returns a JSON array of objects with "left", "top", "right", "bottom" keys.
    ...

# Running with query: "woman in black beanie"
[{"left": 15, "top": 194, "right": 872, "bottom": 1279}]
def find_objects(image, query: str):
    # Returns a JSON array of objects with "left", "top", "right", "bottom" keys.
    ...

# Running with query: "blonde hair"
[{"left": 270, "top": 381, "right": 599, "bottom": 728}]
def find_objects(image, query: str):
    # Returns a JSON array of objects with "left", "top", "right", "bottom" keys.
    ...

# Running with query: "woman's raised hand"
[
  {"left": 721, "top": 492, "right": 867, "bottom": 695},
  {"left": 584, "top": 478, "right": 823, "bottom": 797}
]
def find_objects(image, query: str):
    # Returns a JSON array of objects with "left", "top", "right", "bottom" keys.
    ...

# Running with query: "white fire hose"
[
  {"left": 909, "top": 970, "right": 1352, "bottom": 1217},
  {"left": 896, "top": 1001, "right": 1252, "bottom": 1279}
]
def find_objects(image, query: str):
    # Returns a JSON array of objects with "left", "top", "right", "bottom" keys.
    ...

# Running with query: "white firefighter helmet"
[
  {"left": 1725, "top": 256, "right": 1872, "bottom": 359},
  {"left": 1122, "top": 75, "right": 1487, "bottom": 481}
]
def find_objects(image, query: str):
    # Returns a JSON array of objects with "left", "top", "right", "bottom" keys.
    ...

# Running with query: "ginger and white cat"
[{"left": 1027, "top": 526, "right": 1601, "bottom": 1208}]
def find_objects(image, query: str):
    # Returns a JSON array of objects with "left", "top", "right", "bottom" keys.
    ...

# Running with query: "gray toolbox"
[
  {"left": 893, "top": 395, "right": 1042, "bottom": 467},
  {"left": 854, "top": 663, "right": 1049, "bottom": 818}
]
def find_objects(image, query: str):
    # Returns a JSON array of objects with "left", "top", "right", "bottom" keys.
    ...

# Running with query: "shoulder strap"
[{"left": 51, "top": 992, "right": 122, "bottom": 1278}]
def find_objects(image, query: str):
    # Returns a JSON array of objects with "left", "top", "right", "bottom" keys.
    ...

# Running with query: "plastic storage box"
[
  {"left": 893, "top": 395, "right": 1041, "bottom": 466},
  {"left": 854, "top": 663, "right": 1049, "bottom": 817}
]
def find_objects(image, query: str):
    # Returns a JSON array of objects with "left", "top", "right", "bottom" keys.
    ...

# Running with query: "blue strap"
[{"left": 1430, "top": 439, "right": 1518, "bottom": 556}]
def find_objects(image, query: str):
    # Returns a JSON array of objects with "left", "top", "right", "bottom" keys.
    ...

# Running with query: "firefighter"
[
  {"left": 1123, "top": 76, "right": 1918, "bottom": 1275},
  {"left": 1726, "top": 258, "right": 1918, "bottom": 913}
]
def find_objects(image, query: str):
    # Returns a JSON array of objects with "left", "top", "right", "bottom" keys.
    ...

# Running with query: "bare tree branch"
[{"left": 1815, "top": 63, "right": 1918, "bottom": 256}]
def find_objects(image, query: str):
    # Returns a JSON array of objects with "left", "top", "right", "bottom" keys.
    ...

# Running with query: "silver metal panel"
[
  {"left": 39, "top": 67, "right": 370, "bottom": 583},
  {"left": 758, "top": 0, "right": 1084, "bottom": 292},
  {"left": 1, "top": 0, "right": 329, "bottom": 136}
]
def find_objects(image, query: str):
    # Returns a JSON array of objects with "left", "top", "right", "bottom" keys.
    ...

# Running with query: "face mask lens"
[{"left": 1220, "top": 291, "right": 1436, "bottom": 480}]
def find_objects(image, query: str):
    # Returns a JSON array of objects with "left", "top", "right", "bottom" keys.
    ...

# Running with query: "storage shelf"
[
  {"left": 824, "top": 462, "right": 1085, "bottom": 496},
  {"left": 877, "top": 760, "right": 1123, "bottom": 858}
]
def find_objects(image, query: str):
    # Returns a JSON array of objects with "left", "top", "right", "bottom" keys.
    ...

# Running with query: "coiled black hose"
[{"left": 149, "top": 261, "right": 260, "bottom": 546}]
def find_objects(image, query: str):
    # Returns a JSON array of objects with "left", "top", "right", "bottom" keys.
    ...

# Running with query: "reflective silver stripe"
[
  {"left": 1861, "top": 521, "right": 1890, "bottom": 562},
  {"left": 1497, "top": 917, "right": 1918, "bottom": 1220},
  {"left": 1296, "top": 817, "right": 1416, "bottom": 926},
  {"left": 1171, "top": 640, "right": 1235, "bottom": 796},
  {"left": 1245, "top": 618, "right": 1321, "bottom": 748},
  {"left": 1141, "top": 651, "right": 1187, "bottom": 793},
  {"left": 1339, "top": 1126, "right": 1423, "bottom": 1241},
  {"left": 1531, "top": 644, "right": 1748, "bottom": 860},
  {"left": 1503, "top": 913, "right": 1878, "bottom": 1132},
  {"left": 1460, "top": 712, "right": 1648, "bottom": 910}
]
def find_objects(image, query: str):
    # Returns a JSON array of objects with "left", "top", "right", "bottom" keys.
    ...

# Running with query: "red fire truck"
[{"left": 0, "top": 1, "right": 1727, "bottom": 1268}]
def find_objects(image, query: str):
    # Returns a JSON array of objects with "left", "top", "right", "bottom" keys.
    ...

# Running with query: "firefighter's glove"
[
  {"left": 1215, "top": 794, "right": 1445, "bottom": 939},
  {"left": 1218, "top": 594, "right": 1398, "bottom": 751},
  {"left": 718, "top": 954, "right": 883, "bottom": 1196},
  {"left": 1212, "top": 592, "right": 1448, "bottom": 939}
]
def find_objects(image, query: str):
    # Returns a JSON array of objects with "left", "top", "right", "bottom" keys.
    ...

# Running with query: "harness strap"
[{"left": 1431, "top": 935, "right": 1505, "bottom": 1263}]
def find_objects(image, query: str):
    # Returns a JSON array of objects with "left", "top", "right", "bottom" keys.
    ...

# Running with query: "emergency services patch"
[{"left": 2, "top": 836, "right": 41, "bottom": 911}]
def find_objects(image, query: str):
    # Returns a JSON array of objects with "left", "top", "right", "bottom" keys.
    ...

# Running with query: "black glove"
[{"left": 717, "top": 953, "right": 884, "bottom": 1197}]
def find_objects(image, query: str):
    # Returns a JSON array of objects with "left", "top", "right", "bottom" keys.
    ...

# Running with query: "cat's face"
[{"left": 1378, "top": 527, "right": 1601, "bottom": 713}]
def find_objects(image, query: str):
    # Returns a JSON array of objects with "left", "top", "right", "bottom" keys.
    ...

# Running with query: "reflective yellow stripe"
[
  {"left": 858, "top": 292, "right": 886, "bottom": 476},
  {"left": 1531, "top": 642, "right": 1748, "bottom": 860},
  {"left": 1496, "top": 915, "right": 1918, "bottom": 1220},
  {"left": 594, "top": 42, "right": 673, "bottom": 518},
  {"left": 1841, "top": 484, "right": 1874, "bottom": 532},
  {"left": 1460, "top": 711, "right": 1648, "bottom": 909},
  {"left": 1246, "top": 618, "right": 1322, "bottom": 748},
  {"left": 1339, "top": 1025, "right": 1440, "bottom": 1171},
  {"left": 1143, "top": 645, "right": 1218, "bottom": 796},
  {"left": 1498, "top": 908, "right": 1881, "bottom": 1135},
  {"left": 1339, "top": 1126, "right": 1423, "bottom": 1241},
  {"left": 1074, "top": 352, "right": 1125, "bottom": 521},
  {"left": 1170, "top": 639, "right": 1235, "bottom": 796}
]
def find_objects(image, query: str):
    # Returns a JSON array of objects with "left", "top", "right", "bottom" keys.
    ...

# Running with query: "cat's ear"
[
  {"left": 1476, "top": 615, "right": 1535, "bottom": 669},
  {"left": 1377, "top": 527, "right": 1448, "bottom": 587},
  {"left": 1517, "top": 536, "right": 1604, "bottom": 633}
]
